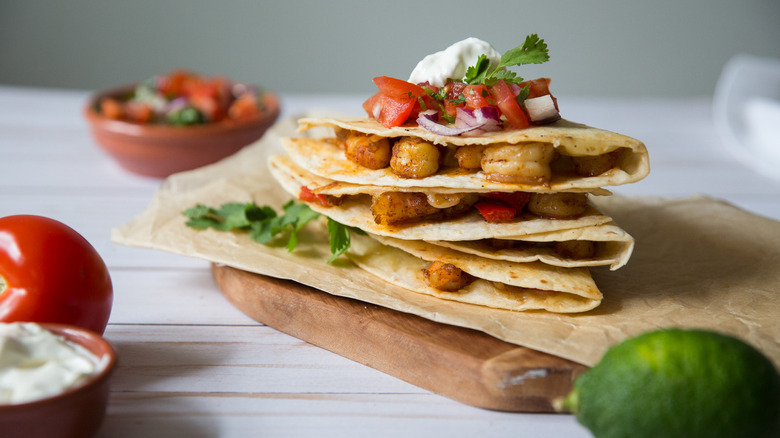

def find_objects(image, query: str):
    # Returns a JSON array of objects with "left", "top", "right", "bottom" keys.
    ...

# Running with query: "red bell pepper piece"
[{"left": 475, "top": 201, "right": 517, "bottom": 223}]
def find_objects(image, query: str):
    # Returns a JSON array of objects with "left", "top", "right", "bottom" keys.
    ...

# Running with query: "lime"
[{"left": 563, "top": 328, "right": 780, "bottom": 438}]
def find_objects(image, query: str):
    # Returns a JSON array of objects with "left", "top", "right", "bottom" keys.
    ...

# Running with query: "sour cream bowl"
[{"left": 0, "top": 323, "right": 117, "bottom": 438}]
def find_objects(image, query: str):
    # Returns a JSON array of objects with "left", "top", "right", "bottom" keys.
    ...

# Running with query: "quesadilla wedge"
[
  {"left": 270, "top": 154, "right": 614, "bottom": 241},
  {"left": 347, "top": 232, "right": 602, "bottom": 313},
  {"left": 427, "top": 221, "right": 635, "bottom": 271},
  {"left": 291, "top": 117, "right": 649, "bottom": 191}
]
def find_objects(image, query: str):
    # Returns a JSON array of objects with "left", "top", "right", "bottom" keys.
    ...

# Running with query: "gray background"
[{"left": 1, "top": 0, "right": 779, "bottom": 97}]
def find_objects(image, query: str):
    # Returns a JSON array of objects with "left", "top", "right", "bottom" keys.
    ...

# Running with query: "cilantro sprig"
[
  {"left": 183, "top": 200, "right": 363, "bottom": 264},
  {"left": 464, "top": 34, "right": 549, "bottom": 86}
]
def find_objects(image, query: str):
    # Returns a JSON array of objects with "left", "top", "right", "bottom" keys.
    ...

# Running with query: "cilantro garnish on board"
[
  {"left": 183, "top": 200, "right": 362, "bottom": 264},
  {"left": 464, "top": 34, "right": 550, "bottom": 86}
]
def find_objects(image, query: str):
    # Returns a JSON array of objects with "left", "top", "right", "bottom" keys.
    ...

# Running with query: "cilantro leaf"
[
  {"left": 515, "top": 84, "right": 531, "bottom": 107},
  {"left": 183, "top": 202, "right": 275, "bottom": 231},
  {"left": 497, "top": 34, "right": 549, "bottom": 70},
  {"left": 327, "top": 218, "right": 366, "bottom": 264},
  {"left": 327, "top": 218, "right": 350, "bottom": 263},
  {"left": 183, "top": 200, "right": 358, "bottom": 264},
  {"left": 464, "top": 34, "right": 550, "bottom": 86},
  {"left": 464, "top": 54, "right": 492, "bottom": 85},
  {"left": 424, "top": 86, "right": 448, "bottom": 101},
  {"left": 448, "top": 94, "right": 466, "bottom": 106}
]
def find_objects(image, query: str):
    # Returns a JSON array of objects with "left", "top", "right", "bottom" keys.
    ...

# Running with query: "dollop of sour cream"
[
  {"left": 408, "top": 37, "right": 501, "bottom": 87},
  {"left": 0, "top": 322, "right": 103, "bottom": 405}
]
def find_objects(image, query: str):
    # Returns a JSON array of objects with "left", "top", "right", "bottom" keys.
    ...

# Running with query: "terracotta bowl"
[
  {"left": 0, "top": 323, "right": 117, "bottom": 438},
  {"left": 84, "top": 84, "right": 280, "bottom": 178}
]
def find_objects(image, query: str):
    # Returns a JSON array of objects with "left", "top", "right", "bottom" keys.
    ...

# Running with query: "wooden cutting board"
[{"left": 211, "top": 263, "right": 587, "bottom": 412}]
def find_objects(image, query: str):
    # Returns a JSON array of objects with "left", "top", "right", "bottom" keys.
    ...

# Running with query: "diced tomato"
[
  {"left": 363, "top": 77, "right": 427, "bottom": 128},
  {"left": 442, "top": 81, "right": 467, "bottom": 117},
  {"left": 124, "top": 101, "right": 154, "bottom": 123},
  {"left": 380, "top": 94, "right": 417, "bottom": 127},
  {"left": 474, "top": 201, "right": 517, "bottom": 223},
  {"left": 189, "top": 94, "right": 224, "bottom": 122},
  {"left": 186, "top": 76, "right": 232, "bottom": 122},
  {"left": 463, "top": 84, "right": 491, "bottom": 110},
  {"left": 99, "top": 97, "right": 124, "bottom": 120},
  {"left": 483, "top": 192, "right": 531, "bottom": 210},
  {"left": 519, "top": 78, "right": 552, "bottom": 98},
  {"left": 228, "top": 94, "right": 260, "bottom": 121},
  {"left": 372, "top": 76, "right": 425, "bottom": 100},
  {"left": 446, "top": 81, "right": 467, "bottom": 100},
  {"left": 157, "top": 69, "right": 192, "bottom": 98},
  {"left": 490, "top": 79, "right": 530, "bottom": 129},
  {"left": 182, "top": 76, "right": 209, "bottom": 98},
  {"left": 363, "top": 93, "right": 417, "bottom": 128},
  {"left": 442, "top": 98, "right": 460, "bottom": 118},
  {"left": 362, "top": 92, "right": 382, "bottom": 119}
]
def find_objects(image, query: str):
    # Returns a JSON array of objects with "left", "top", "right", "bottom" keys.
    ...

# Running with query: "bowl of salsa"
[{"left": 84, "top": 69, "right": 280, "bottom": 178}]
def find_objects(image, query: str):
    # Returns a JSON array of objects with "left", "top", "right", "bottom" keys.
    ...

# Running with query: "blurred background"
[{"left": 2, "top": 0, "right": 779, "bottom": 97}]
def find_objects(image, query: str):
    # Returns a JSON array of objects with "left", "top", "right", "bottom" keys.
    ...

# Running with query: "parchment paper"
[{"left": 112, "top": 116, "right": 780, "bottom": 368}]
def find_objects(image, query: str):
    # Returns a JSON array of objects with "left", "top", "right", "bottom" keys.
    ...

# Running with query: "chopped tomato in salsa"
[
  {"left": 362, "top": 76, "right": 427, "bottom": 128},
  {"left": 463, "top": 84, "right": 491, "bottom": 110},
  {"left": 96, "top": 69, "right": 267, "bottom": 125},
  {"left": 490, "top": 79, "right": 530, "bottom": 129},
  {"left": 362, "top": 75, "right": 556, "bottom": 130}
]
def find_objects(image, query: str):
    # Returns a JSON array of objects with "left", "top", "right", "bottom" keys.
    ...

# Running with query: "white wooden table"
[{"left": 2, "top": 85, "right": 779, "bottom": 438}]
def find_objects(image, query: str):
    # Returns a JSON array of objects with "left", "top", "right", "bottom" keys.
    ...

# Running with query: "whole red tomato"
[{"left": 0, "top": 215, "right": 113, "bottom": 334}]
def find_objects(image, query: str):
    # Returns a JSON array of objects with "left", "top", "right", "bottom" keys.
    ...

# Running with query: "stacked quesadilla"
[{"left": 268, "top": 115, "right": 648, "bottom": 314}]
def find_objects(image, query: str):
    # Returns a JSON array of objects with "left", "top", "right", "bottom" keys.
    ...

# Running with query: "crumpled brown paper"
[{"left": 112, "top": 116, "right": 780, "bottom": 368}]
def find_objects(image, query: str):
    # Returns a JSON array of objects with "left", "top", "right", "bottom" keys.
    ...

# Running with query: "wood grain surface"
[{"left": 211, "top": 263, "right": 588, "bottom": 412}]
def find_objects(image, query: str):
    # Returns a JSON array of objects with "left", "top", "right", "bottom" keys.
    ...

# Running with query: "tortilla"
[
  {"left": 269, "top": 154, "right": 614, "bottom": 241},
  {"left": 348, "top": 232, "right": 602, "bottom": 313},
  {"left": 292, "top": 116, "right": 649, "bottom": 190},
  {"left": 428, "top": 222, "right": 635, "bottom": 270}
]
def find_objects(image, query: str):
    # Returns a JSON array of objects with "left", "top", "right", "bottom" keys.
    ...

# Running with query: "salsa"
[
  {"left": 97, "top": 69, "right": 267, "bottom": 126},
  {"left": 362, "top": 36, "right": 561, "bottom": 133}
]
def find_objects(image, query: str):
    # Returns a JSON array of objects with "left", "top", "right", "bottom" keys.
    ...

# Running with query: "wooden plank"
[
  {"left": 98, "top": 392, "right": 591, "bottom": 438},
  {"left": 211, "top": 264, "right": 588, "bottom": 412}
]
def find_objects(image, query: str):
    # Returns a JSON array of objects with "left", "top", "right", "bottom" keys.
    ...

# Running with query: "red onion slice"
[
  {"left": 470, "top": 107, "right": 501, "bottom": 130},
  {"left": 525, "top": 95, "right": 561, "bottom": 124},
  {"left": 417, "top": 110, "right": 478, "bottom": 136},
  {"left": 417, "top": 108, "right": 502, "bottom": 136}
]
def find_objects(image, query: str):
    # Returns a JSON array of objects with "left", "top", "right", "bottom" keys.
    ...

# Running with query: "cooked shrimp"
[
  {"left": 481, "top": 142, "right": 555, "bottom": 185},
  {"left": 555, "top": 240, "right": 596, "bottom": 259},
  {"left": 527, "top": 193, "right": 588, "bottom": 219},
  {"left": 423, "top": 261, "right": 473, "bottom": 291},
  {"left": 370, "top": 192, "right": 440, "bottom": 225},
  {"left": 344, "top": 132, "right": 392, "bottom": 170},
  {"left": 370, "top": 192, "right": 477, "bottom": 225},
  {"left": 572, "top": 150, "right": 621, "bottom": 177},
  {"left": 390, "top": 137, "right": 440, "bottom": 178},
  {"left": 454, "top": 145, "right": 487, "bottom": 170}
]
